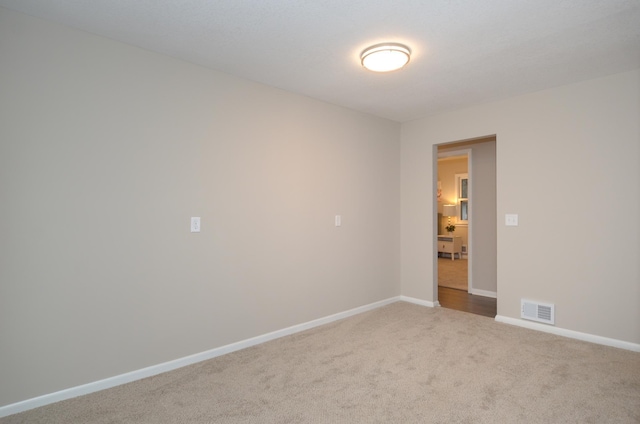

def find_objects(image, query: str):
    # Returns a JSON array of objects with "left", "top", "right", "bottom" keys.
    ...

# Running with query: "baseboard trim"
[
  {"left": 399, "top": 295, "right": 439, "bottom": 308},
  {"left": 0, "top": 296, "right": 400, "bottom": 418},
  {"left": 469, "top": 288, "right": 497, "bottom": 298},
  {"left": 495, "top": 315, "right": 640, "bottom": 352}
]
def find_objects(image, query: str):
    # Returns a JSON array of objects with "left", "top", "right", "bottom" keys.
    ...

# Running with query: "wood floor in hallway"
[{"left": 438, "top": 286, "right": 497, "bottom": 318}]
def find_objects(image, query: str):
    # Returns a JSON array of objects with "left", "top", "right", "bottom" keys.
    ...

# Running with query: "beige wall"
[
  {"left": 402, "top": 69, "right": 640, "bottom": 344},
  {"left": 0, "top": 8, "right": 401, "bottom": 406},
  {"left": 468, "top": 140, "right": 497, "bottom": 294}
]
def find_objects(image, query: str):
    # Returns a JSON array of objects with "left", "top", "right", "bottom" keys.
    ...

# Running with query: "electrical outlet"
[
  {"left": 191, "top": 217, "right": 201, "bottom": 232},
  {"left": 505, "top": 214, "right": 518, "bottom": 226}
]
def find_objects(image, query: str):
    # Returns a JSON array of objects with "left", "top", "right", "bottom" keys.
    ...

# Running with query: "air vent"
[{"left": 521, "top": 299, "right": 555, "bottom": 325}]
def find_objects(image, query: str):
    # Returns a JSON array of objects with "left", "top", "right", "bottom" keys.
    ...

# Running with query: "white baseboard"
[
  {"left": 495, "top": 315, "right": 640, "bottom": 352},
  {"left": 0, "top": 296, "right": 400, "bottom": 418},
  {"left": 399, "top": 295, "right": 439, "bottom": 308},
  {"left": 469, "top": 288, "right": 497, "bottom": 298},
  {"left": 12, "top": 298, "right": 634, "bottom": 418}
]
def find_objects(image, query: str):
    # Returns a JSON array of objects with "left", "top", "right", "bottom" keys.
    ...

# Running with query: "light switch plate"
[
  {"left": 191, "top": 217, "right": 201, "bottom": 232},
  {"left": 505, "top": 214, "right": 518, "bottom": 226},
  {"left": 335, "top": 215, "right": 341, "bottom": 227}
]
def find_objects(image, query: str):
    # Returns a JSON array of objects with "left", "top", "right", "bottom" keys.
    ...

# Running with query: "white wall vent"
[{"left": 521, "top": 299, "right": 555, "bottom": 325}]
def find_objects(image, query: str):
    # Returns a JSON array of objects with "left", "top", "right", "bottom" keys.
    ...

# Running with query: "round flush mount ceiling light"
[{"left": 361, "top": 43, "right": 411, "bottom": 72}]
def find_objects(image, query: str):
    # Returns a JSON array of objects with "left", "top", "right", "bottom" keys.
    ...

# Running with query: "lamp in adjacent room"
[{"left": 443, "top": 204, "right": 457, "bottom": 234}]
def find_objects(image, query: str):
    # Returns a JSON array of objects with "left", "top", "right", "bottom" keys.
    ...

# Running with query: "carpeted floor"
[
  {"left": 2, "top": 302, "right": 639, "bottom": 423},
  {"left": 438, "top": 257, "right": 467, "bottom": 291}
]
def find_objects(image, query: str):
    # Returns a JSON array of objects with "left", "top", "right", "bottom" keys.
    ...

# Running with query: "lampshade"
[
  {"left": 442, "top": 204, "right": 457, "bottom": 217},
  {"left": 361, "top": 43, "right": 411, "bottom": 72}
]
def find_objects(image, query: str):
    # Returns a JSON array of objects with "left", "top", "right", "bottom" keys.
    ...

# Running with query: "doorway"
[
  {"left": 437, "top": 150, "right": 469, "bottom": 290},
  {"left": 435, "top": 137, "right": 497, "bottom": 317}
]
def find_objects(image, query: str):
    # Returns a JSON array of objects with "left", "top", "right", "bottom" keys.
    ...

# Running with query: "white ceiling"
[{"left": 2, "top": 0, "right": 639, "bottom": 122}]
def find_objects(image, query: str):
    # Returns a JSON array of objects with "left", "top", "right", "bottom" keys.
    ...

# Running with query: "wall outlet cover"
[
  {"left": 505, "top": 214, "right": 518, "bottom": 226},
  {"left": 191, "top": 217, "right": 201, "bottom": 232}
]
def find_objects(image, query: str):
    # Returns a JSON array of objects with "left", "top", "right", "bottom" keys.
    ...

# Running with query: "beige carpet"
[
  {"left": 438, "top": 257, "right": 468, "bottom": 291},
  {"left": 3, "top": 302, "right": 639, "bottom": 423}
]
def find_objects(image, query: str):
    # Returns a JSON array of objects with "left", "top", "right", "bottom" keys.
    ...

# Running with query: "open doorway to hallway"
[{"left": 436, "top": 137, "right": 497, "bottom": 318}]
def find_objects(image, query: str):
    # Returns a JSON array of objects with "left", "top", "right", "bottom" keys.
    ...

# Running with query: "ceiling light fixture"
[{"left": 361, "top": 43, "right": 411, "bottom": 72}]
